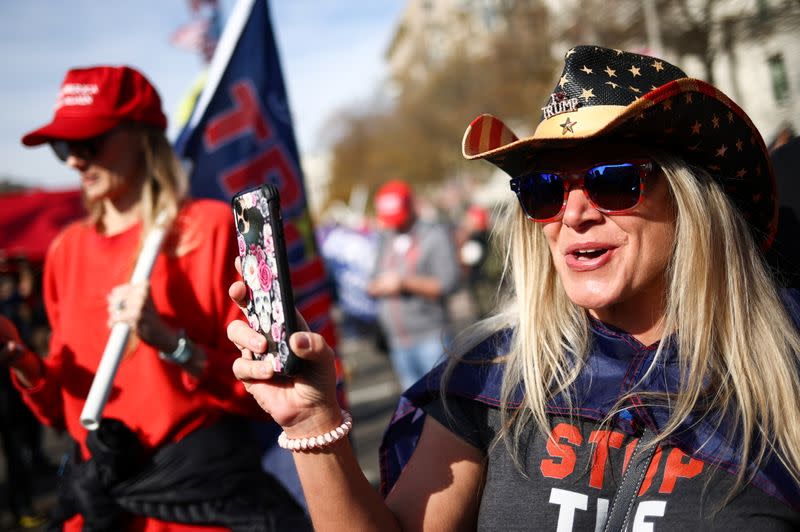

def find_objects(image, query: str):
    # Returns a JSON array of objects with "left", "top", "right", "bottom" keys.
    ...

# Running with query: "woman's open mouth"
[{"left": 564, "top": 244, "right": 615, "bottom": 271}]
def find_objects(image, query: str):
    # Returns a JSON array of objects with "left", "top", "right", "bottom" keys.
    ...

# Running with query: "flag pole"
[{"left": 79, "top": 212, "right": 169, "bottom": 430}]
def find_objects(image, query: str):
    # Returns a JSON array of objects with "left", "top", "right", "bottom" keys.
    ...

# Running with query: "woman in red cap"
[
  {"left": 2, "top": 66, "right": 309, "bottom": 531},
  {"left": 227, "top": 46, "right": 800, "bottom": 529}
]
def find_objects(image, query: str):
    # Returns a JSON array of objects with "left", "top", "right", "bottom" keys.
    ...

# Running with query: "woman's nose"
[
  {"left": 65, "top": 154, "right": 88, "bottom": 170},
  {"left": 560, "top": 187, "right": 603, "bottom": 229}
]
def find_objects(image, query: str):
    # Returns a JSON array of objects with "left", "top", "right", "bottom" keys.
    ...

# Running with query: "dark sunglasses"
[
  {"left": 509, "top": 160, "right": 655, "bottom": 222},
  {"left": 49, "top": 129, "right": 114, "bottom": 163}
]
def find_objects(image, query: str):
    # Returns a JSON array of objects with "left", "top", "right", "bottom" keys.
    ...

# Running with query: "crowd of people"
[
  {"left": 1, "top": 43, "right": 800, "bottom": 531},
  {"left": 0, "top": 260, "right": 53, "bottom": 529}
]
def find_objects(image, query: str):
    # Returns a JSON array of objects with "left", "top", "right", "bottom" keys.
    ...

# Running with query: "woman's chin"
[{"left": 564, "top": 287, "right": 622, "bottom": 313}]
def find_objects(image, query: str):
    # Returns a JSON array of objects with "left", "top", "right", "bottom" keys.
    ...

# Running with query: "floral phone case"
[{"left": 232, "top": 184, "right": 301, "bottom": 376}]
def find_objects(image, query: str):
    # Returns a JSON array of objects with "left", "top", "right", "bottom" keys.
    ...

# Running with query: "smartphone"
[{"left": 232, "top": 184, "right": 302, "bottom": 376}]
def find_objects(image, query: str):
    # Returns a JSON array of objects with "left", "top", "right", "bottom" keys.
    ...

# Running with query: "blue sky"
[{"left": 0, "top": 0, "right": 405, "bottom": 189}]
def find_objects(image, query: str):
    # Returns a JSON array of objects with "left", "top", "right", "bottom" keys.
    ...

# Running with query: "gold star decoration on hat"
[
  {"left": 629, "top": 65, "right": 641, "bottom": 77},
  {"left": 652, "top": 60, "right": 664, "bottom": 72},
  {"left": 691, "top": 121, "right": 702, "bottom": 134},
  {"left": 559, "top": 116, "right": 577, "bottom": 134},
  {"left": 559, "top": 75, "right": 570, "bottom": 88},
  {"left": 716, "top": 144, "right": 728, "bottom": 157},
  {"left": 629, "top": 86, "right": 641, "bottom": 93},
  {"left": 712, "top": 115, "right": 720, "bottom": 128},
  {"left": 579, "top": 87, "right": 595, "bottom": 102},
  {"left": 604, "top": 66, "right": 617, "bottom": 77},
  {"left": 736, "top": 139, "right": 744, "bottom": 151},
  {"left": 580, "top": 65, "right": 593, "bottom": 75},
  {"left": 605, "top": 81, "right": 619, "bottom": 89}
]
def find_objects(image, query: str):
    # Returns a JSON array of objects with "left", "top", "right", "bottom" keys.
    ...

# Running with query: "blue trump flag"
[
  {"left": 173, "top": 0, "right": 345, "bottom": 511},
  {"left": 174, "top": 0, "right": 339, "bottom": 356}
]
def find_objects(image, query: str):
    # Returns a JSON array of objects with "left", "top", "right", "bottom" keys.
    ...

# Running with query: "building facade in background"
[{"left": 385, "top": 0, "right": 799, "bottom": 146}]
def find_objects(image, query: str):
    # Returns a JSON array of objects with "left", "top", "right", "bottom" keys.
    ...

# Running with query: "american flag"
[{"left": 170, "top": 0, "right": 220, "bottom": 63}]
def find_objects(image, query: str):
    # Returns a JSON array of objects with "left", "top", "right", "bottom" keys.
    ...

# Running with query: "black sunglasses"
[
  {"left": 509, "top": 160, "right": 655, "bottom": 222},
  {"left": 49, "top": 129, "right": 115, "bottom": 163}
]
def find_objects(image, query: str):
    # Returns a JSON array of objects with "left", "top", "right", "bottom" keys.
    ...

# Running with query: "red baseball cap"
[
  {"left": 21, "top": 66, "right": 167, "bottom": 146},
  {"left": 375, "top": 180, "right": 414, "bottom": 230}
]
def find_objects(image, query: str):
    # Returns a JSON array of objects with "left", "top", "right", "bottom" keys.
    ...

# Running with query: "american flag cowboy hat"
[{"left": 462, "top": 45, "right": 777, "bottom": 247}]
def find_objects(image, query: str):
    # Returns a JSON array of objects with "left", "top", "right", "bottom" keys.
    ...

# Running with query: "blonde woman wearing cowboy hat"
[
  {"left": 228, "top": 46, "right": 800, "bottom": 529},
  {"left": 1, "top": 66, "right": 310, "bottom": 530}
]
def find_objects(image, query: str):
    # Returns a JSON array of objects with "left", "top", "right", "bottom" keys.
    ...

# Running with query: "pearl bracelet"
[{"left": 277, "top": 410, "right": 353, "bottom": 452}]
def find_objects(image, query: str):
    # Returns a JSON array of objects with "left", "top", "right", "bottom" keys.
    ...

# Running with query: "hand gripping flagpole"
[{"left": 80, "top": 212, "right": 169, "bottom": 431}]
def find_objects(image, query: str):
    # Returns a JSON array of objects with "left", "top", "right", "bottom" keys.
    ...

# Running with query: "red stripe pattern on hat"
[{"left": 463, "top": 114, "right": 518, "bottom": 156}]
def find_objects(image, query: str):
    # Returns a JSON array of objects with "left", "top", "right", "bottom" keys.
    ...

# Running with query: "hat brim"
[
  {"left": 21, "top": 115, "right": 122, "bottom": 146},
  {"left": 463, "top": 78, "right": 778, "bottom": 248},
  {"left": 464, "top": 79, "right": 757, "bottom": 160}
]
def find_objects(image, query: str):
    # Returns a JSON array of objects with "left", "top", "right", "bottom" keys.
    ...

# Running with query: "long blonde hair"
[
  {"left": 86, "top": 123, "right": 188, "bottom": 239},
  {"left": 446, "top": 153, "right": 800, "bottom": 491}
]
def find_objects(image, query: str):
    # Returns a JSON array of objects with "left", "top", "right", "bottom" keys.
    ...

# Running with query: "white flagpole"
[{"left": 80, "top": 212, "right": 169, "bottom": 430}]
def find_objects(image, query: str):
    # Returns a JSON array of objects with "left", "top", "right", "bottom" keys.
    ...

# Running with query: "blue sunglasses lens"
[
  {"left": 516, "top": 172, "right": 564, "bottom": 220},
  {"left": 584, "top": 163, "right": 642, "bottom": 212},
  {"left": 513, "top": 162, "right": 645, "bottom": 221}
]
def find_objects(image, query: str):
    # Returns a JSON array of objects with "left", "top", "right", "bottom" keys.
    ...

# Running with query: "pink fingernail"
[{"left": 295, "top": 333, "right": 310, "bottom": 350}]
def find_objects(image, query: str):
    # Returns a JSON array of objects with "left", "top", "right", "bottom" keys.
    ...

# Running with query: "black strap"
[{"left": 603, "top": 427, "right": 657, "bottom": 532}]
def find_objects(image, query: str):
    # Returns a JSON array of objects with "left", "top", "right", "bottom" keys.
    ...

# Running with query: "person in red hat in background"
[
  {"left": 366, "top": 180, "right": 460, "bottom": 390},
  {"left": 0, "top": 66, "right": 310, "bottom": 531}
]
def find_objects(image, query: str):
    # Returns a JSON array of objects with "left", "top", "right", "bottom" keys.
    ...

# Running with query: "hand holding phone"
[{"left": 232, "top": 184, "right": 302, "bottom": 376}]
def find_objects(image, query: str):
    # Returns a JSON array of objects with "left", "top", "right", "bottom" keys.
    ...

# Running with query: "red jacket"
[{"left": 13, "top": 199, "right": 264, "bottom": 531}]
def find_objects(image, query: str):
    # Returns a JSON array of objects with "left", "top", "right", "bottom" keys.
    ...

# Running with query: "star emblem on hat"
[
  {"left": 579, "top": 87, "right": 595, "bottom": 102},
  {"left": 559, "top": 75, "right": 570, "bottom": 88},
  {"left": 652, "top": 60, "right": 664, "bottom": 72},
  {"left": 712, "top": 115, "right": 720, "bottom": 128},
  {"left": 629, "top": 86, "right": 641, "bottom": 93},
  {"left": 736, "top": 139, "right": 743, "bottom": 151},
  {"left": 605, "top": 81, "right": 619, "bottom": 89},
  {"left": 691, "top": 121, "right": 702, "bottom": 134},
  {"left": 559, "top": 116, "right": 577, "bottom": 134},
  {"left": 580, "top": 65, "right": 593, "bottom": 74},
  {"left": 604, "top": 66, "right": 617, "bottom": 77},
  {"left": 629, "top": 65, "right": 641, "bottom": 77},
  {"left": 716, "top": 144, "right": 728, "bottom": 157}
]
